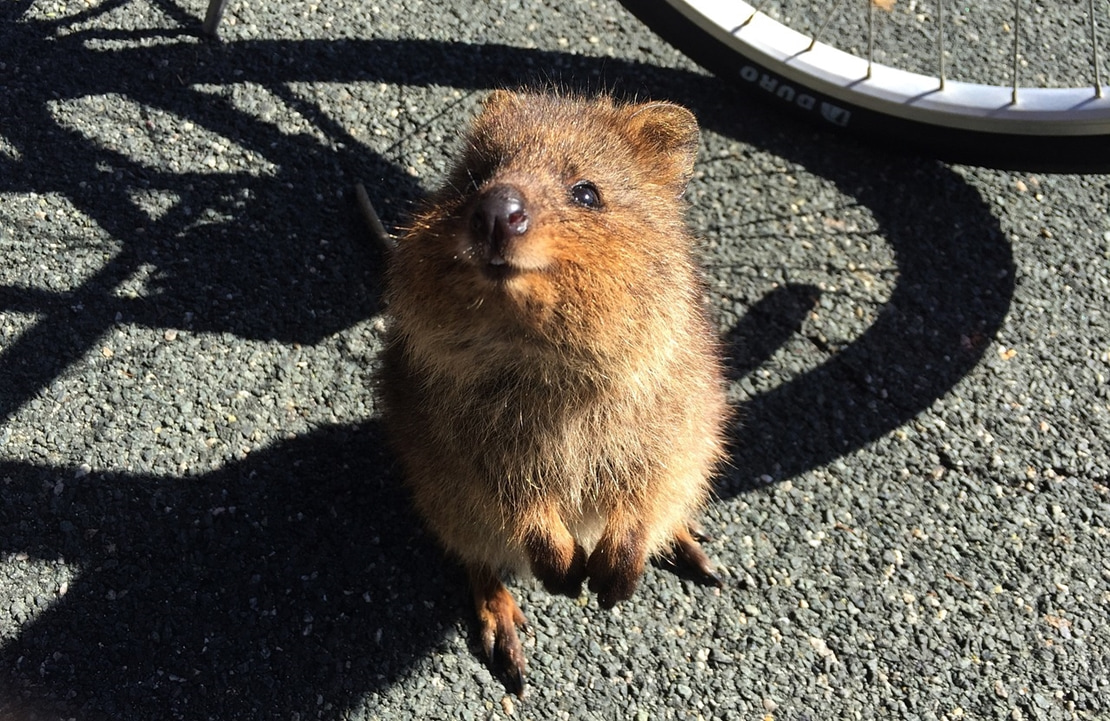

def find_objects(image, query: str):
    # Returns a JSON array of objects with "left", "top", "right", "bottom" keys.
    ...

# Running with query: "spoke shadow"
[
  {"left": 1, "top": 4, "right": 1013, "bottom": 715},
  {"left": 710, "top": 141, "right": 1015, "bottom": 492}
]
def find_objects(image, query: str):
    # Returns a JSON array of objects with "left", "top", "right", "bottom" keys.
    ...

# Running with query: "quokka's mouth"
[{"left": 480, "top": 255, "right": 523, "bottom": 282}]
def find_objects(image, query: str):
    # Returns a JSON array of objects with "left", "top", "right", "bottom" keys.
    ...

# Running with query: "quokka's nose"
[{"left": 470, "top": 185, "right": 529, "bottom": 259}]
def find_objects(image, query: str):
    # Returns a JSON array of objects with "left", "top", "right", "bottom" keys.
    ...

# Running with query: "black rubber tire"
[{"left": 618, "top": 0, "right": 1110, "bottom": 172}]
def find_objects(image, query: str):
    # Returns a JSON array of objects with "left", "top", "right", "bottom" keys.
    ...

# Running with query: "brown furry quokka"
[{"left": 378, "top": 90, "right": 729, "bottom": 693}]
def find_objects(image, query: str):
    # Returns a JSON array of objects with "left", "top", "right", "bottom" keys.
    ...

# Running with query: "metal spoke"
[
  {"left": 737, "top": 1, "right": 769, "bottom": 30},
  {"left": 1092, "top": 0, "right": 1104, "bottom": 97},
  {"left": 734, "top": 0, "right": 1104, "bottom": 98},
  {"left": 938, "top": 0, "right": 946, "bottom": 90},
  {"left": 867, "top": 0, "right": 875, "bottom": 79},
  {"left": 1011, "top": 0, "right": 1021, "bottom": 104},
  {"left": 808, "top": 0, "right": 849, "bottom": 51}
]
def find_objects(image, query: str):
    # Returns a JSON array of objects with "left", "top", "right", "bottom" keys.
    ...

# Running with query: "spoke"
[
  {"left": 1092, "top": 0, "right": 1104, "bottom": 97},
  {"left": 719, "top": 0, "right": 1101, "bottom": 103},
  {"left": 808, "top": 0, "right": 849, "bottom": 51},
  {"left": 867, "top": 0, "right": 875, "bottom": 79},
  {"left": 938, "top": 0, "right": 946, "bottom": 90},
  {"left": 1011, "top": 0, "right": 1021, "bottom": 104},
  {"left": 737, "top": 1, "right": 769, "bottom": 30}
]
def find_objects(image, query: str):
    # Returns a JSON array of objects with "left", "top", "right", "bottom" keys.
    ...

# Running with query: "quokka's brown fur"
[{"left": 378, "top": 90, "right": 729, "bottom": 693}]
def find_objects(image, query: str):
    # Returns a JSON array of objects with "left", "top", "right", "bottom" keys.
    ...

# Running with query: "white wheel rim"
[{"left": 671, "top": 0, "right": 1110, "bottom": 136}]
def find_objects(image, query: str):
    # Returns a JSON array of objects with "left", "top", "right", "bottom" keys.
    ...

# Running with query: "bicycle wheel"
[{"left": 619, "top": 0, "right": 1110, "bottom": 171}]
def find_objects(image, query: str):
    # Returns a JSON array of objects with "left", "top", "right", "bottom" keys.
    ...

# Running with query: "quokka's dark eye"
[
  {"left": 464, "top": 163, "right": 494, "bottom": 193},
  {"left": 569, "top": 181, "right": 602, "bottom": 209}
]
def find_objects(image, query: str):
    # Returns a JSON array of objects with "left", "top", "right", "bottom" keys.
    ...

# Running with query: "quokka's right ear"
[{"left": 480, "top": 89, "right": 523, "bottom": 117}]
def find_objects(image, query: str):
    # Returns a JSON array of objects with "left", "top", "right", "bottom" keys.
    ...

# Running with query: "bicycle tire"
[{"left": 619, "top": 0, "right": 1110, "bottom": 172}]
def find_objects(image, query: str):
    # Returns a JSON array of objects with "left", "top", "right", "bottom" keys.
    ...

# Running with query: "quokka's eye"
[
  {"left": 464, "top": 164, "right": 493, "bottom": 192},
  {"left": 569, "top": 180, "right": 602, "bottom": 209}
]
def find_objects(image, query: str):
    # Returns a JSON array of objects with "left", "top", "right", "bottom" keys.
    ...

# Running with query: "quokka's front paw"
[
  {"left": 586, "top": 528, "right": 647, "bottom": 609},
  {"left": 534, "top": 543, "right": 588, "bottom": 597}
]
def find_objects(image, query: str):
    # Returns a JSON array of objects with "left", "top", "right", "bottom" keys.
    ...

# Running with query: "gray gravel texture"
[{"left": 2, "top": 0, "right": 1110, "bottom": 719}]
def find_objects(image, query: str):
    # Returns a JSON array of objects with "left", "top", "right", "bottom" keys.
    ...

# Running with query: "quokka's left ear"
[{"left": 624, "top": 101, "right": 700, "bottom": 196}]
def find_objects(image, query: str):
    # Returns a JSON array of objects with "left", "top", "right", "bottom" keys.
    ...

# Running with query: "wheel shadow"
[
  {"left": 711, "top": 144, "right": 1015, "bottom": 492},
  {"left": 0, "top": 422, "right": 466, "bottom": 720},
  {"left": 1, "top": 3, "right": 1013, "bottom": 716}
]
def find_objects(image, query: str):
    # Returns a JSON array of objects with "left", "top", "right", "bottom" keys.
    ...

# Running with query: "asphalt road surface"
[{"left": 2, "top": 0, "right": 1109, "bottom": 719}]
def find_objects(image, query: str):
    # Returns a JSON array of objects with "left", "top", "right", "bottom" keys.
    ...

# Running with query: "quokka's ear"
[
  {"left": 624, "top": 101, "right": 700, "bottom": 195},
  {"left": 479, "top": 89, "right": 524, "bottom": 118}
]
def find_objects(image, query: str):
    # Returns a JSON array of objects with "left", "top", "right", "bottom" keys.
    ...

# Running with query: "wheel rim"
[{"left": 672, "top": 0, "right": 1110, "bottom": 136}]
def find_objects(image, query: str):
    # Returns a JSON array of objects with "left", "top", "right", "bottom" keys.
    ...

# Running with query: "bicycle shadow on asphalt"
[
  {"left": 1, "top": 3, "right": 1014, "bottom": 715},
  {"left": 0, "top": 423, "right": 464, "bottom": 720},
  {"left": 715, "top": 146, "right": 1016, "bottom": 492}
]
